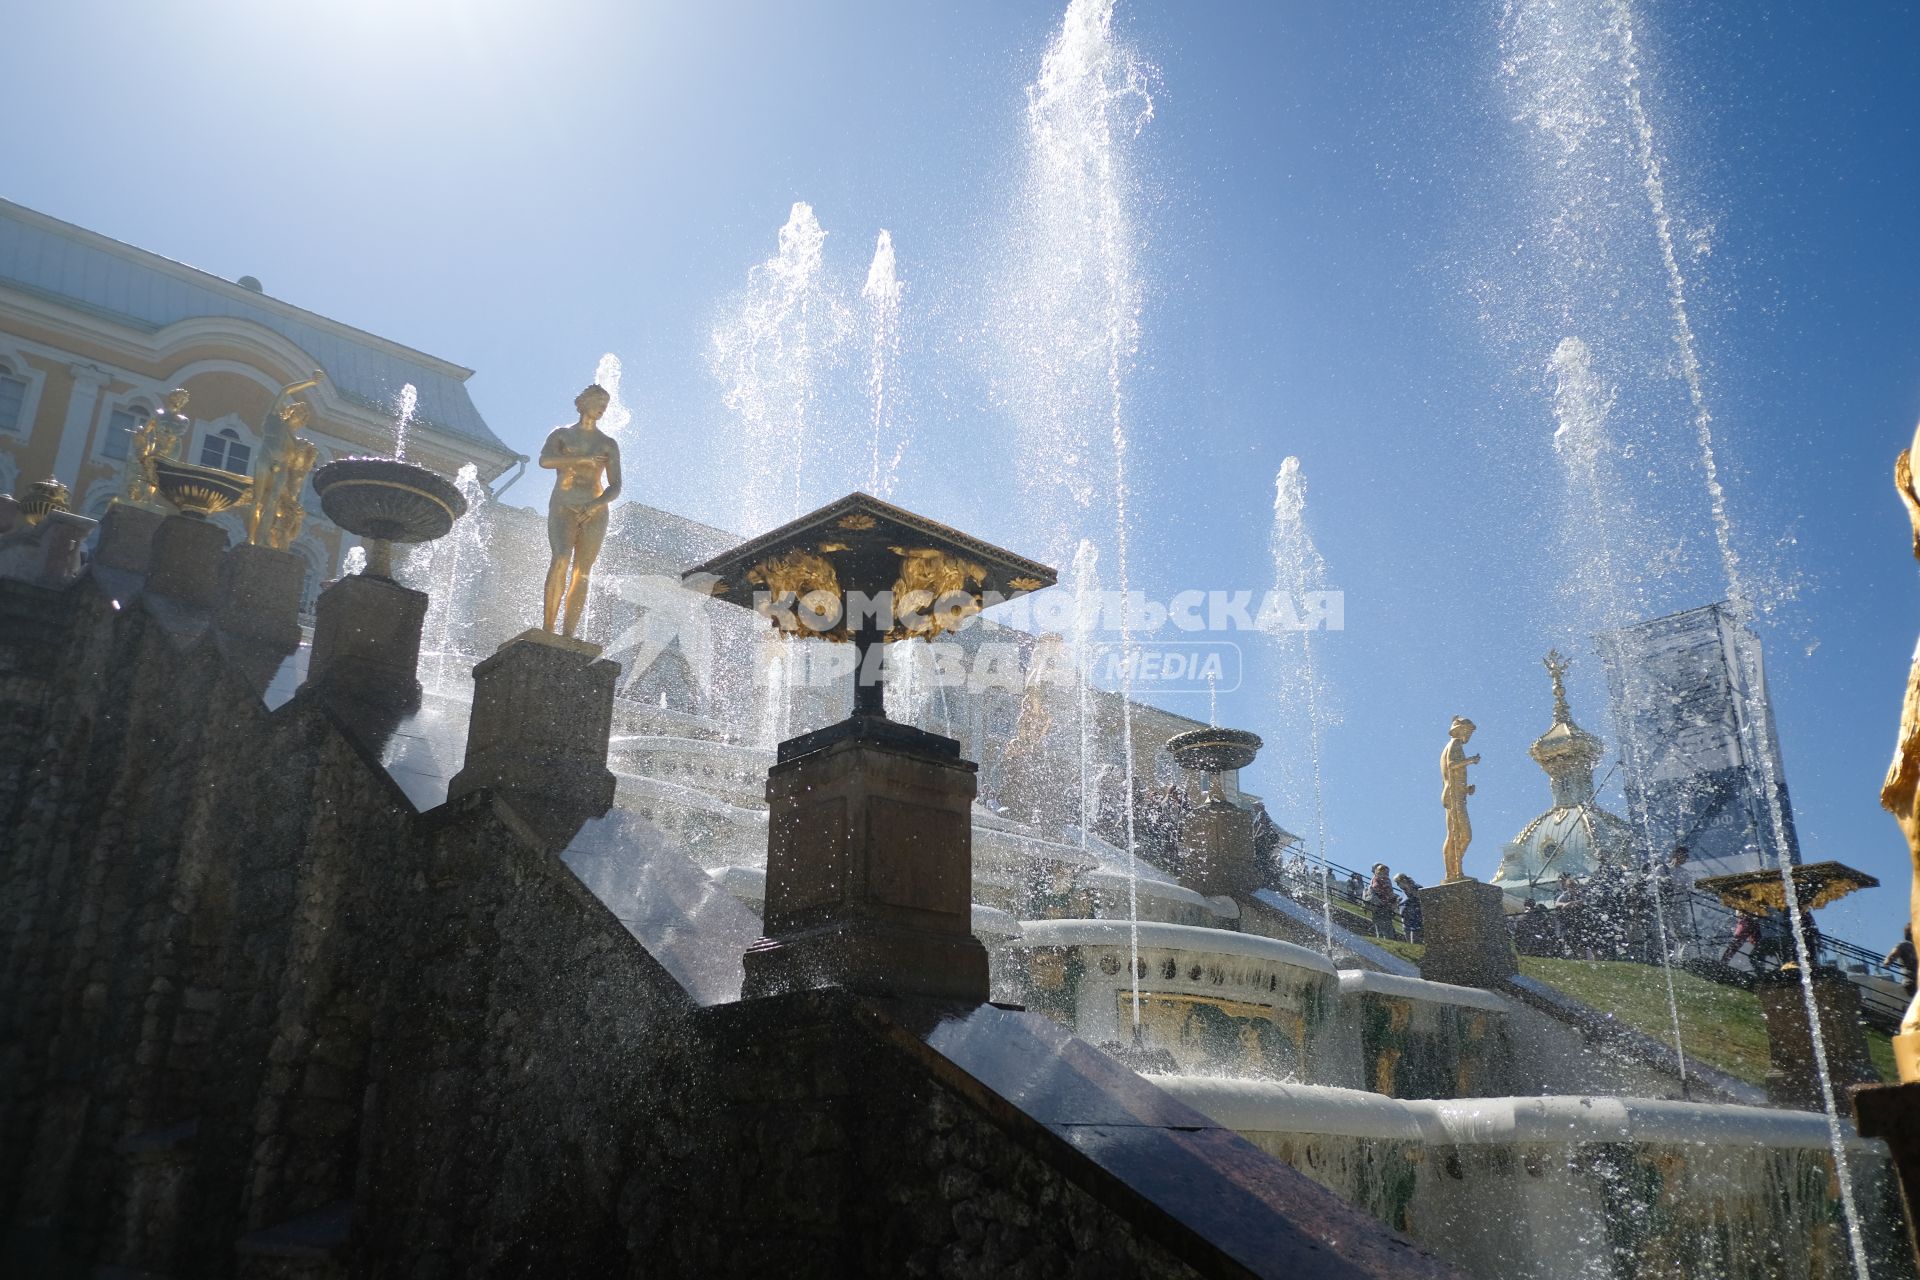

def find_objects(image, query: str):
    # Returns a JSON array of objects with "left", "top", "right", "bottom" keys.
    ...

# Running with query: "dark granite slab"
[{"left": 909, "top": 1000, "right": 1463, "bottom": 1279}]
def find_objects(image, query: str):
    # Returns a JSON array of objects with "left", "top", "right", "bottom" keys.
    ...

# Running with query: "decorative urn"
[
  {"left": 19, "top": 477, "right": 72, "bottom": 525},
  {"left": 311, "top": 456, "right": 467, "bottom": 579},
  {"left": 1166, "top": 726, "right": 1263, "bottom": 801},
  {"left": 147, "top": 458, "right": 250, "bottom": 519}
]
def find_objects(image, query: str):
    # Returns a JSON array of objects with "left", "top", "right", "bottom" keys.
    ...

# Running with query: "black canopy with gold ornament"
[
  {"left": 1695, "top": 860, "right": 1879, "bottom": 916},
  {"left": 682, "top": 491, "right": 1056, "bottom": 721}
]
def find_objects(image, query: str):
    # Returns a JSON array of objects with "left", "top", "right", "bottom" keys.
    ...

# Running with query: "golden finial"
[{"left": 1543, "top": 648, "right": 1573, "bottom": 724}]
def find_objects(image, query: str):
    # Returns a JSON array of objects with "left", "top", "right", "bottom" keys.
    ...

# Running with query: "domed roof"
[
  {"left": 1496, "top": 800, "right": 1637, "bottom": 900},
  {"left": 1494, "top": 650, "right": 1638, "bottom": 900}
]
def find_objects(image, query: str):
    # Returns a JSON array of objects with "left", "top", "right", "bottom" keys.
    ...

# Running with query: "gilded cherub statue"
[
  {"left": 123, "top": 387, "right": 191, "bottom": 507},
  {"left": 541, "top": 383, "right": 623, "bottom": 637},
  {"left": 1881, "top": 445, "right": 1920, "bottom": 1079},
  {"left": 247, "top": 373, "right": 323, "bottom": 549},
  {"left": 1441, "top": 715, "right": 1480, "bottom": 881}
]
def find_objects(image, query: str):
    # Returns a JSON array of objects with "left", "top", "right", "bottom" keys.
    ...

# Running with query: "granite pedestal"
[
  {"left": 1417, "top": 879, "right": 1516, "bottom": 988},
  {"left": 215, "top": 543, "right": 306, "bottom": 652},
  {"left": 145, "top": 515, "right": 230, "bottom": 608},
  {"left": 92, "top": 503, "right": 166, "bottom": 574},
  {"left": 0, "top": 510, "right": 95, "bottom": 588},
  {"left": 1759, "top": 965, "right": 1877, "bottom": 1110},
  {"left": 1853, "top": 1080, "right": 1920, "bottom": 1271},
  {"left": 1179, "top": 796, "right": 1256, "bottom": 901},
  {"left": 449, "top": 629, "right": 618, "bottom": 851},
  {"left": 302, "top": 573, "right": 427, "bottom": 746},
  {"left": 743, "top": 714, "right": 987, "bottom": 1004}
]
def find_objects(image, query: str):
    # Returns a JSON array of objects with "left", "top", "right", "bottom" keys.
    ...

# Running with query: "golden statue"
[
  {"left": 247, "top": 373, "right": 323, "bottom": 548},
  {"left": 541, "top": 383, "right": 623, "bottom": 637},
  {"left": 1882, "top": 446, "right": 1920, "bottom": 1080},
  {"left": 1543, "top": 647, "right": 1573, "bottom": 719},
  {"left": 123, "top": 388, "right": 190, "bottom": 507},
  {"left": 262, "top": 432, "right": 318, "bottom": 550},
  {"left": 1441, "top": 715, "right": 1480, "bottom": 881}
]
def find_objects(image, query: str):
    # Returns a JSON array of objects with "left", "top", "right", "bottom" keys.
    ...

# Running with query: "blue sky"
[{"left": 8, "top": 1, "right": 1919, "bottom": 944}]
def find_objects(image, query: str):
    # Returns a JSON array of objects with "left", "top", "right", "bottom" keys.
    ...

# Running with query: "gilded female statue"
[
  {"left": 1882, "top": 445, "right": 1920, "bottom": 1078},
  {"left": 541, "top": 383, "right": 622, "bottom": 637},
  {"left": 1441, "top": 715, "right": 1480, "bottom": 881}
]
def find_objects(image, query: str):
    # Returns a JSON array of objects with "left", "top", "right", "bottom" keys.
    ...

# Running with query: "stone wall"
[{"left": 0, "top": 566, "right": 1454, "bottom": 1278}]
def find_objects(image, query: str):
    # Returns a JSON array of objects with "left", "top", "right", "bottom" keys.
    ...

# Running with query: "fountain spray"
[
  {"left": 712, "top": 203, "right": 851, "bottom": 744},
  {"left": 594, "top": 352, "right": 633, "bottom": 439},
  {"left": 863, "top": 230, "right": 906, "bottom": 498},
  {"left": 392, "top": 383, "right": 417, "bottom": 462},
  {"left": 1270, "top": 458, "right": 1338, "bottom": 959},
  {"left": 1608, "top": 3, "right": 1870, "bottom": 1268},
  {"left": 1071, "top": 540, "right": 1102, "bottom": 853},
  {"left": 1547, "top": 336, "right": 1690, "bottom": 1091},
  {"left": 1012, "top": 0, "right": 1157, "bottom": 1035},
  {"left": 711, "top": 201, "right": 850, "bottom": 533}
]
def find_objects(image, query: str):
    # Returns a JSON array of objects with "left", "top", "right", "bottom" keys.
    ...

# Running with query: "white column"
[{"left": 51, "top": 362, "right": 112, "bottom": 490}]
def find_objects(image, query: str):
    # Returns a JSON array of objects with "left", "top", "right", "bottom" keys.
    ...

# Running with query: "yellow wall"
[{"left": 0, "top": 299, "right": 498, "bottom": 606}]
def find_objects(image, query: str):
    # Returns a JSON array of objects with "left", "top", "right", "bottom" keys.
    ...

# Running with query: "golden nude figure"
[
  {"left": 1441, "top": 716, "right": 1480, "bottom": 882},
  {"left": 541, "top": 383, "right": 623, "bottom": 637},
  {"left": 247, "top": 373, "right": 322, "bottom": 547},
  {"left": 1882, "top": 445, "right": 1920, "bottom": 1078}
]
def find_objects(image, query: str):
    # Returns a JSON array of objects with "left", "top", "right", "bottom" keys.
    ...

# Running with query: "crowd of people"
[
  {"left": 1266, "top": 843, "right": 1843, "bottom": 974},
  {"left": 1045, "top": 771, "right": 1919, "bottom": 1001},
  {"left": 1507, "top": 849, "right": 1707, "bottom": 962}
]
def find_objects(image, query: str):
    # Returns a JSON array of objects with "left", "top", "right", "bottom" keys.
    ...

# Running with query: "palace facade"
[{"left": 0, "top": 198, "right": 521, "bottom": 613}]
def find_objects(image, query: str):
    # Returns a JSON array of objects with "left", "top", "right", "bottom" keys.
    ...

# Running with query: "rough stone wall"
[
  {"left": 0, "top": 580, "right": 432, "bottom": 1274},
  {"left": 1, "top": 569, "right": 1444, "bottom": 1279},
  {"left": 644, "top": 992, "right": 1217, "bottom": 1280},
  {"left": 0, "top": 574, "right": 707, "bottom": 1279}
]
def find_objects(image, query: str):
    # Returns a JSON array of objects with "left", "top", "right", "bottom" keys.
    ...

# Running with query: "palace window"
[
  {"left": 0, "top": 365, "right": 26, "bottom": 434},
  {"left": 199, "top": 427, "right": 251, "bottom": 474},
  {"left": 101, "top": 403, "right": 150, "bottom": 461}
]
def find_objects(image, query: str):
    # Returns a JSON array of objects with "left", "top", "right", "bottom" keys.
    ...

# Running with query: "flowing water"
[
  {"left": 1609, "top": 4, "right": 1868, "bottom": 1268},
  {"left": 1269, "top": 458, "right": 1338, "bottom": 959},
  {"left": 1070, "top": 539, "right": 1101, "bottom": 851},
  {"left": 391, "top": 383, "right": 417, "bottom": 461},
  {"left": 711, "top": 201, "right": 851, "bottom": 534},
  {"left": 711, "top": 203, "right": 852, "bottom": 744},
  {"left": 1005, "top": 0, "right": 1157, "bottom": 1032},
  {"left": 1499, "top": 1, "right": 1869, "bottom": 1269},
  {"left": 594, "top": 352, "right": 634, "bottom": 439},
  {"left": 862, "top": 231, "right": 906, "bottom": 498},
  {"left": 1546, "top": 336, "right": 1690, "bottom": 1091}
]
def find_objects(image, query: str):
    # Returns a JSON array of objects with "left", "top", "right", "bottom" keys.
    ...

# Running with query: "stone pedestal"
[
  {"left": 449, "top": 629, "right": 618, "bottom": 851},
  {"left": 1417, "top": 879, "right": 1516, "bottom": 988},
  {"left": 1759, "top": 966, "right": 1877, "bottom": 1110},
  {"left": 1852, "top": 1081, "right": 1920, "bottom": 1271},
  {"left": 1178, "top": 796, "right": 1256, "bottom": 900},
  {"left": 743, "top": 714, "right": 987, "bottom": 1004},
  {"left": 0, "top": 510, "right": 95, "bottom": 587},
  {"left": 215, "top": 543, "right": 305, "bottom": 652},
  {"left": 92, "top": 502, "right": 166, "bottom": 574},
  {"left": 303, "top": 573, "right": 427, "bottom": 745},
  {"left": 145, "top": 515, "right": 230, "bottom": 608}
]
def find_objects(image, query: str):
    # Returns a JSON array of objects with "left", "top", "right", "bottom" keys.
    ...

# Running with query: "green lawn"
[{"left": 1365, "top": 941, "right": 1897, "bottom": 1087}]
